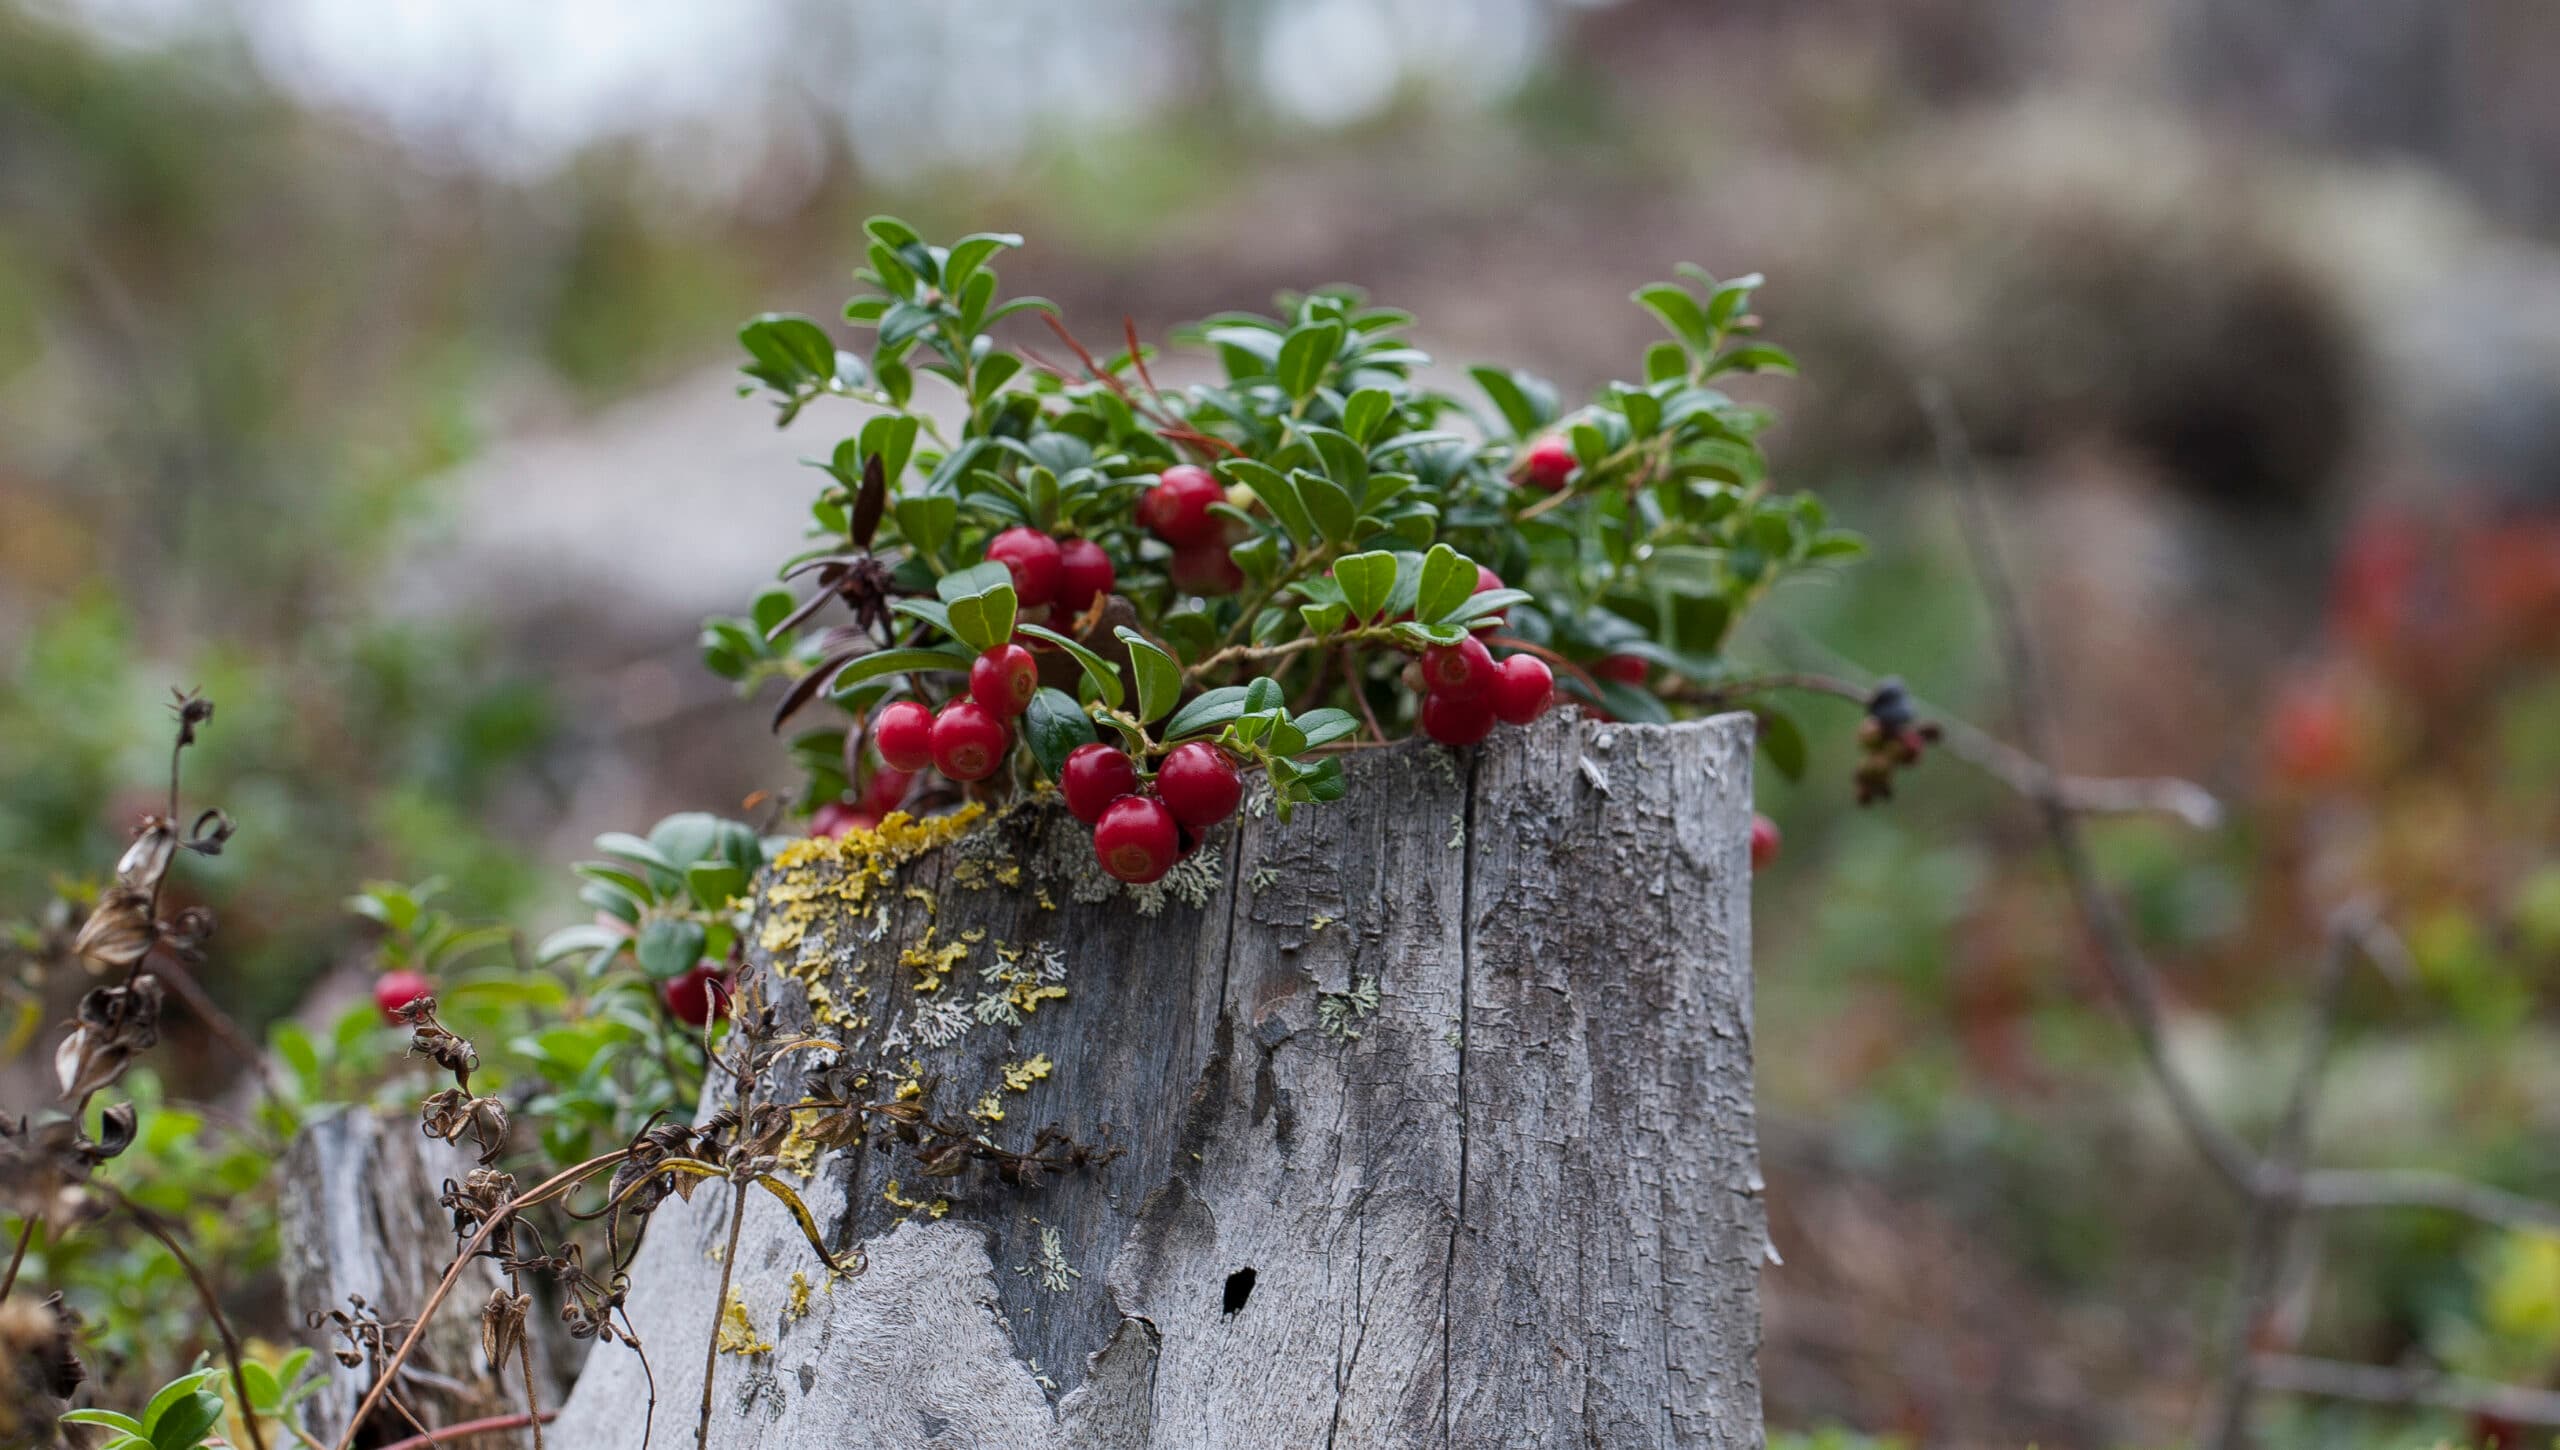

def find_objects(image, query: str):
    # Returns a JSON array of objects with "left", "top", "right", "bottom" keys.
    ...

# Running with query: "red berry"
[
  {"left": 1060, "top": 743, "right": 1139, "bottom": 824},
  {"left": 1749, "top": 814, "right": 1781, "bottom": 872},
  {"left": 1170, "top": 538, "right": 1245, "bottom": 596},
  {"left": 930, "top": 700, "right": 1012, "bottom": 781},
  {"left": 1093, "top": 796, "right": 1180, "bottom": 884},
  {"left": 1490, "top": 654, "right": 1555, "bottom": 725},
  {"left": 859, "top": 766, "right": 914, "bottom": 817},
  {"left": 661, "top": 964, "right": 731, "bottom": 1027},
  {"left": 1157, "top": 742, "right": 1243, "bottom": 827},
  {"left": 968, "top": 643, "right": 1040, "bottom": 718},
  {"left": 1055, "top": 537, "right": 1116, "bottom": 615},
  {"left": 373, "top": 970, "right": 432, "bottom": 1023},
  {"left": 874, "top": 700, "right": 936, "bottom": 772},
  {"left": 1595, "top": 653, "right": 1649, "bottom": 685},
  {"left": 1420, "top": 634, "right": 1497, "bottom": 701},
  {"left": 810, "top": 800, "right": 879, "bottom": 838},
  {"left": 985, "top": 527, "right": 1063, "bottom": 607},
  {"left": 1471, "top": 564, "right": 1509, "bottom": 624},
  {"left": 1420, "top": 690, "right": 1495, "bottom": 747},
  {"left": 1522, "top": 437, "right": 1576, "bottom": 491},
  {"left": 1138, "top": 464, "right": 1225, "bottom": 545}
]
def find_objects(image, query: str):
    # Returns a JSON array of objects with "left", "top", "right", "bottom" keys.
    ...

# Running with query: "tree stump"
[{"left": 549, "top": 711, "right": 1766, "bottom": 1448}]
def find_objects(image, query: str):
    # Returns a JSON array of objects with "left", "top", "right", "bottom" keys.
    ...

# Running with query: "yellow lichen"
[
  {"left": 783, "top": 1271, "right": 814, "bottom": 1325},
  {"left": 1002, "top": 1054, "right": 1054, "bottom": 1093},
  {"left": 882, "top": 1179, "right": 949, "bottom": 1219},
  {"left": 716, "top": 1290, "right": 772, "bottom": 1356},
  {"left": 774, "top": 1107, "right": 826, "bottom": 1180},
  {"left": 894, "top": 1058, "right": 925, "bottom": 1100},
  {"left": 900, "top": 925, "right": 969, "bottom": 994},
  {"left": 970, "top": 1092, "right": 1006, "bottom": 1123}
]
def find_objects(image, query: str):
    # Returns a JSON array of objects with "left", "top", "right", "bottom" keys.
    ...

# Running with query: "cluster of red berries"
[
  {"left": 868, "top": 640, "right": 1034, "bottom": 787},
  {"left": 983, "top": 524, "right": 1116, "bottom": 622},
  {"left": 1059, "top": 738, "right": 1242, "bottom": 886},
  {"left": 1412, "top": 620, "right": 1558, "bottom": 746}
]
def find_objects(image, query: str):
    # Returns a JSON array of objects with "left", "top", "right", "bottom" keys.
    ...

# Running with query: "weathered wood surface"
[
  {"left": 278, "top": 1104, "right": 559, "bottom": 1443},
  {"left": 550, "top": 711, "right": 1765, "bottom": 1448}
]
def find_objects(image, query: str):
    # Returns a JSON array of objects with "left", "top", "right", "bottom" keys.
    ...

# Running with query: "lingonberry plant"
[{"left": 704, "top": 219, "right": 1861, "bottom": 883}]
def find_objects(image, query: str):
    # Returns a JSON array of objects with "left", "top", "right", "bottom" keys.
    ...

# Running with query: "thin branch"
[
  {"left": 2252, "top": 1354, "right": 2560, "bottom": 1426},
  {"left": 1918, "top": 378, "right": 2262, "bottom": 1194},
  {"left": 371, "top": 1411, "right": 559, "bottom": 1450},
  {"left": 106, "top": 1187, "right": 270, "bottom": 1450},
  {"left": 2203, "top": 911, "right": 2369, "bottom": 1450},
  {"left": 2296, "top": 1170, "right": 2560, "bottom": 1233},
  {"left": 695, "top": 1181, "right": 753, "bottom": 1449},
  {"left": 0, "top": 1214, "right": 31, "bottom": 1301}
]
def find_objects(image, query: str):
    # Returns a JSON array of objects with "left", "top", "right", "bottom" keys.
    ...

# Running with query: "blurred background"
[{"left": 4, "top": 0, "right": 2559, "bottom": 1445}]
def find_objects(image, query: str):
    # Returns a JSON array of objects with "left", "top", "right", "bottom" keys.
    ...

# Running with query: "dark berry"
[
  {"left": 1060, "top": 743, "right": 1139, "bottom": 824},
  {"left": 1138, "top": 464, "right": 1225, "bottom": 545},
  {"left": 373, "top": 970, "right": 432, "bottom": 1023},
  {"left": 874, "top": 700, "right": 936, "bottom": 772},
  {"left": 968, "top": 643, "right": 1041, "bottom": 718},
  {"left": 1749, "top": 814, "right": 1781, "bottom": 872},
  {"left": 1419, "top": 633, "right": 1497, "bottom": 701},
  {"left": 1420, "top": 690, "right": 1495, "bottom": 747},
  {"left": 662, "top": 964, "right": 731, "bottom": 1027},
  {"left": 1170, "top": 537, "right": 1245, "bottom": 596},
  {"left": 810, "top": 800, "right": 878, "bottom": 838},
  {"left": 1490, "top": 654, "right": 1555, "bottom": 725},
  {"left": 985, "top": 527, "right": 1063, "bottom": 607},
  {"left": 859, "top": 766, "right": 914, "bottom": 817},
  {"left": 1055, "top": 537, "right": 1116, "bottom": 615},
  {"left": 1595, "top": 653, "right": 1649, "bottom": 685},
  {"left": 1093, "top": 795, "right": 1180, "bottom": 884},
  {"left": 1522, "top": 437, "right": 1576, "bottom": 491},
  {"left": 930, "top": 700, "right": 1012, "bottom": 781},
  {"left": 1156, "top": 742, "right": 1243, "bottom": 827}
]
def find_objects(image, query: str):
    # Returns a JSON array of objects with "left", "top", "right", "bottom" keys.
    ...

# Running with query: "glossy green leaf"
[
  {"left": 635, "top": 919, "right": 707, "bottom": 981},
  {"left": 1023, "top": 688, "right": 1095, "bottom": 778},
  {"left": 1114, "top": 627, "right": 1182, "bottom": 724},
  {"left": 1016, "top": 622, "right": 1125, "bottom": 708}
]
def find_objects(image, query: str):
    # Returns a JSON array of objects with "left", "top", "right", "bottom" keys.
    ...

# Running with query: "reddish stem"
[{"left": 371, "top": 1410, "right": 560, "bottom": 1450}]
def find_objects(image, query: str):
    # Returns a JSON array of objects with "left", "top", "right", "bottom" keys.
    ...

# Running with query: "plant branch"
[
  {"left": 106, "top": 1187, "right": 270, "bottom": 1450},
  {"left": 371, "top": 1411, "right": 560, "bottom": 1450},
  {"left": 2251, "top": 1354, "right": 2560, "bottom": 1426},
  {"left": 695, "top": 1180, "right": 753, "bottom": 1449},
  {"left": 0, "top": 1214, "right": 31, "bottom": 1302},
  {"left": 1918, "top": 378, "right": 2261, "bottom": 1194}
]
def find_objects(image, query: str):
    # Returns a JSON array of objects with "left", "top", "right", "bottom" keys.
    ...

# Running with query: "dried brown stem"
[
  {"left": 694, "top": 1180, "right": 753, "bottom": 1449},
  {"left": 106, "top": 1187, "right": 270, "bottom": 1450},
  {"left": 329, "top": 1151, "right": 629, "bottom": 1450},
  {"left": 0, "top": 1214, "right": 31, "bottom": 1301},
  {"left": 371, "top": 1410, "right": 559, "bottom": 1450}
]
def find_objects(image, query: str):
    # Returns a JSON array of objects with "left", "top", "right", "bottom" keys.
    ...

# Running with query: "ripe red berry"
[
  {"left": 1595, "top": 653, "right": 1649, "bottom": 685},
  {"left": 968, "top": 643, "right": 1040, "bottom": 718},
  {"left": 1169, "top": 538, "right": 1245, "bottom": 596},
  {"left": 1138, "top": 464, "right": 1225, "bottom": 545},
  {"left": 1060, "top": 743, "right": 1139, "bottom": 824},
  {"left": 374, "top": 970, "right": 432, "bottom": 1022},
  {"left": 1419, "top": 634, "right": 1497, "bottom": 701},
  {"left": 1093, "top": 795, "right": 1180, "bottom": 884},
  {"left": 810, "top": 800, "right": 879, "bottom": 838},
  {"left": 1420, "top": 690, "right": 1495, "bottom": 747},
  {"left": 1749, "top": 814, "right": 1781, "bottom": 872},
  {"left": 859, "top": 766, "right": 914, "bottom": 817},
  {"left": 1471, "top": 563, "right": 1509, "bottom": 625},
  {"left": 1055, "top": 537, "right": 1116, "bottom": 615},
  {"left": 1522, "top": 437, "right": 1576, "bottom": 491},
  {"left": 1490, "top": 654, "right": 1555, "bottom": 725},
  {"left": 1156, "top": 742, "right": 1243, "bottom": 827},
  {"left": 930, "top": 700, "right": 1012, "bottom": 781},
  {"left": 661, "top": 964, "right": 731, "bottom": 1027},
  {"left": 874, "top": 700, "right": 936, "bottom": 772},
  {"left": 985, "top": 527, "right": 1063, "bottom": 607}
]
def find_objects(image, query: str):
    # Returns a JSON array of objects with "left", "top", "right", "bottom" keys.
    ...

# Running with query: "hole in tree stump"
[{"left": 1223, "top": 1266, "right": 1257, "bottom": 1315}]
